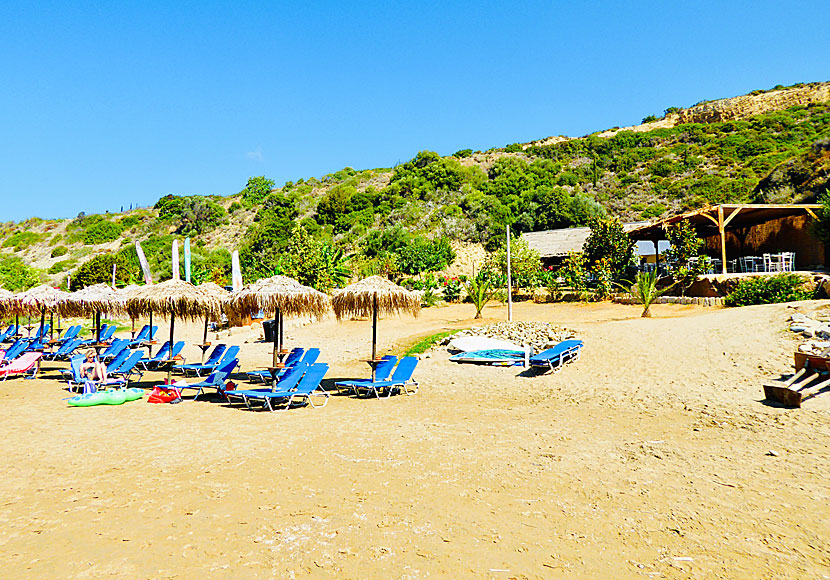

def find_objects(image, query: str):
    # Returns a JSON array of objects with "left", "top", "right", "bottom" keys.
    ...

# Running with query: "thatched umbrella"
[
  {"left": 116, "top": 284, "right": 142, "bottom": 340},
  {"left": 0, "top": 288, "right": 15, "bottom": 319},
  {"left": 332, "top": 276, "right": 420, "bottom": 375},
  {"left": 126, "top": 279, "right": 223, "bottom": 381},
  {"left": 16, "top": 284, "right": 72, "bottom": 342},
  {"left": 228, "top": 275, "right": 329, "bottom": 367},
  {"left": 196, "top": 282, "right": 231, "bottom": 362},
  {"left": 63, "top": 283, "right": 124, "bottom": 343}
]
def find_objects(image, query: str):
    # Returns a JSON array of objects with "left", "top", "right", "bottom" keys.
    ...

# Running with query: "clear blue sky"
[{"left": 2, "top": 1, "right": 828, "bottom": 221}]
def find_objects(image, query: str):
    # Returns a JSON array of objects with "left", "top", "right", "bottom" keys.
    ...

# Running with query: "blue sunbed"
[
  {"left": 334, "top": 355, "right": 397, "bottom": 394},
  {"left": 240, "top": 363, "right": 329, "bottom": 412},
  {"left": 172, "top": 344, "right": 227, "bottom": 376},
  {"left": 528, "top": 339, "right": 583, "bottom": 374},
  {"left": 351, "top": 356, "right": 419, "bottom": 398}
]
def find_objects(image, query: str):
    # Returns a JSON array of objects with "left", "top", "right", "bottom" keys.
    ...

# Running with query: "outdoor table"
[
  {"left": 260, "top": 363, "right": 286, "bottom": 389},
  {"left": 196, "top": 341, "right": 212, "bottom": 363},
  {"left": 366, "top": 358, "right": 386, "bottom": 382}
]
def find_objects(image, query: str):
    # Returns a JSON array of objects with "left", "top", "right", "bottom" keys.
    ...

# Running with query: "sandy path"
[{"left": 0, "top": 301, "right": 828, "bottom": 579}]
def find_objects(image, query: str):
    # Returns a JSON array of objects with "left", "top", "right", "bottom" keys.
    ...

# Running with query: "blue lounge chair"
[
  {"left": 528, "top": 339, "right": 583, "bottom": 374},
  {"left": 177, "top": 345, "right": 238, "bottom": 377},
  {"left": 246, "top": 347, "right": 304, "bottom": 383},
  {"left": 226, "top": 363, "right": 308, "bottom": 407},
  {"left": 138, "top": 341, "right": 185, "bottom": 370},
  {"left": 352, "top": 357, "right": 419, "bottom": 398},
  {"left": 128, "top": 324, "right": 151, "bottom": 346},
  {"left": 108, "top": 350, "right": 146, "bottom": 382},
  {"left": 177, "top": 358, "right": 240, "bottom": 400},
  {"left": 43, "top": 337, "right": 82, "bottom": 360},
  {"left": 251, "top": 363, "right": 329, "bottom": 412},
  {"left": 0, "top": 339, "right": 29, "bottom": 363},
  {"left": 334, "top": 355, "right": 398, "bottom": 394},
  {"left": 65, "top": 354, "right": 127, "bottom": 392},
  {"left": 0, "top": 325, "right": 17, "bottom": 343},
  {"left": 30, "top": 323, "right": 50, "bottom": 342},
  {"left": 99, "top": 339, "right": 129, "bottom": 363},
  {"left": 172, "top": 344, "right": 227, "bottom": 376},
  {"left": 53, "top": 325, "right": 82, "bottom": 345}
]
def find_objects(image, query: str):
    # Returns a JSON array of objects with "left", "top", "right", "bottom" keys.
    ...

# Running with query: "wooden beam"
[
  {"left": 722, "top": 206, "right": 742, "bottom": 228},
  {"left": 718, "top": 205, "right": 727, "bottom": 275},
  {"left": 700, "top": 212, "right": 719, "bottom": 226},
  {"left": 805, "top": 208, "right": 818, "bottom": 220}
]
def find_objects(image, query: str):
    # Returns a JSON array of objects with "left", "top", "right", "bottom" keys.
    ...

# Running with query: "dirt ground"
[{"left": 1, "top": 300, "right": 829, "bottom": 579}]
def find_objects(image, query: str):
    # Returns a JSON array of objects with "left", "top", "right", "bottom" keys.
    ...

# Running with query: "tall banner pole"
[
  {"left": 184, "top": 237, "right": 192, "bottom": 283},
  {"left": 135, "top": 242, "right": 153, "bottom": 285},
  {"left": 172, "top": 240, "right": 180, "bottom": 281},
  {"left": 111, "top": 262, "right": 117, "bottom": 287},
  {"left": 506, "top": 225, "right": 513, "bottom": 322},
  {"left": 231, "top": 250, "right": 243, "bottom": 292}
]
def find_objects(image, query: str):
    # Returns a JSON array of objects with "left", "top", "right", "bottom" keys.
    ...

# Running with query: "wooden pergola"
[{"left": 628, "top": 204, "right": 823, "bottom": 275}]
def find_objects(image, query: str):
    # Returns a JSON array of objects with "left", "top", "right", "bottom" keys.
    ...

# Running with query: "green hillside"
[{"left": 1, "top": 87, "right": 828, "bottom": 293}]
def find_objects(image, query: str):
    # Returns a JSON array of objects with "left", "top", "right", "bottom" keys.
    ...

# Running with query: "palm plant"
[
  {"left": 622, "top": 270, "right": 674, "bottom": 318},
  {"left": 460, "top": 274, "right": 495, "bottom": 319}
]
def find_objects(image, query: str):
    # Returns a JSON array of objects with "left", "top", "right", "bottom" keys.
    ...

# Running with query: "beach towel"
[{"left": 147, "top": 385, "right": 182, "bottom": 404}]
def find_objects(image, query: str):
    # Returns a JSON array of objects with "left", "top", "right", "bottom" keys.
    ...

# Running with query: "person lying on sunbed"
[{"left": 80, "top": 350, "right": 107, "bottom": 381}]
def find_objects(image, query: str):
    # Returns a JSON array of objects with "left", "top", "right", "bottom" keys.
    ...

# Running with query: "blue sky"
[{"left": 1, "top": 1, "right": 828, "bottom": 221}]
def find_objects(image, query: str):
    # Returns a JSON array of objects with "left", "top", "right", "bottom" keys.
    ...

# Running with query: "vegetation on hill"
[{"left": 0, "top": 87, "right": 827, "bottom": 296}]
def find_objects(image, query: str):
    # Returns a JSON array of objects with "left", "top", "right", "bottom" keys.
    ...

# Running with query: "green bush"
[
  {"left": 3, "top": 231, "right": 44, "bottom": 250},
  {"left": 120, "top": 215, "right": 141, "bottom": 229},
  {"left": 0, "top": 256, "right": 39, "bottom": 291},
  {"left": 240, "top": 176, "right": 276, "bottom": 207},
  {"left": 83, "top": 220, "right": 123, "bottom": 244},
  {"left": 51, "top": 245, "right": 68, "bottom": 257},
  {"left": 48, "top": 259, "right": 75, "bottom": 274},
  {"left": 723, "top": 273, "right": 812, "bottom": 306},
  {"left": 71, "top": 253, "right": 138, "bottom": 290}
]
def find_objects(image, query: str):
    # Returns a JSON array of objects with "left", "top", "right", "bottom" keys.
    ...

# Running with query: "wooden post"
[
  {"left": 506, "top": 226, "right": 513, "bottom": 322},
  {"left": 717, "top": 205, "right": 727, "bottom": 275}
]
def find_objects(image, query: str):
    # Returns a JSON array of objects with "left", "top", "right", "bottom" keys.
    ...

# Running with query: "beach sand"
[{"left": 1, "top": 300, "right": 828, "bottom": 579}]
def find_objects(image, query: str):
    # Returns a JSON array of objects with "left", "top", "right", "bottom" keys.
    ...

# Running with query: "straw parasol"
[
  {"left": 15, "top": 284, "right": 72, "bottom": 342},
  {"left": 0, "top": 288, "right": 15, "bottom": 319},
  {"left": 332, "top": 275, "right": 420, "bottom": 372},
  {"left": 63, "top": 283, "right": 125, "bottom": 343},
  {"left": 196, "top": 282, "right": 231, "bottom": 361},
  {"left": 228, "top": 275, "right": 329, "bottom": 366},
  {"left": 126, "top": 279, "right": 224, "bottom": 381}
]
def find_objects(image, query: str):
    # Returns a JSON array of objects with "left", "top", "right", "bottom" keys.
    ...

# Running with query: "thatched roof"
[
  {"left": 198, "top": 282, "right": 231, "bottom": 302},
  {"left": 522, "top": 222, "right": 651, "bottom": 258},
  {"left": 125, "top": 279, "right": 223, "bottom": 321},
  {"left": 15, "top": 284, "right": 71, "bottom": 314},
  {"left": 331, "top": 276, "right": 420, "bottom": 320},
  {"left": 228, "top": 275, "right": 329, "bottom": 319},
  {"left": 62, "top": 284, "right": 125, "bottom": 317},
  {"left": 0, "top": 288, "right": 15, "bottom": 318}
]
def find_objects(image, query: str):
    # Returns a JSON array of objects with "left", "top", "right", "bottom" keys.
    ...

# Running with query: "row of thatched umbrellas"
[{"left": 0, "top": 275, "right": 420, "bottom": 380}]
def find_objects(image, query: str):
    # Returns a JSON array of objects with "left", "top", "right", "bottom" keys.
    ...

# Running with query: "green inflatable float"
[{"left": 68, "top": 387, "right": 144, "bottom": 407}]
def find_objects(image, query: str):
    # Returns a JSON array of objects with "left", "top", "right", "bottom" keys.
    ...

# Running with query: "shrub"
[
  {"left": 48, "top": 259, "right": 75, "bottom": 274},
  {"left": 723, "top": 273, "right": 812, "bottom": 306},
  {"left": 240, "top": 176, "right": 276, "bottom": 207},
  {"left": 71, "top": 253, "right": 139, "bottom": 290},
  {"left": 83, "top": 220, "right": 123, "bottom": 244},
  {"left": 51, "top": 245, "right": 68, "bottom": 258},
  {"left": 0, "top": 256, "right": 39, "bottom": 291},
  {"left": 3, "top": 231, "right": 44, "bottom": 250},
  {"left": 119, "top": 215, "right": 141, "bottom": 228},
  {"left": 582, "top": 218, "right": 635, "bottom": 279},
  {"left": 642, "top": 115, "right": 658, "bottom": 123}
]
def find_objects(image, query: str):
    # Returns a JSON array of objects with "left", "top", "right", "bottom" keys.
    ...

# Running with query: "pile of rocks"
[
  {"left": 788, "top": 312, "right": 830, "bottom": 354},
  {"left": 439, "top": 321, "right": 577, "bottom": 353}
]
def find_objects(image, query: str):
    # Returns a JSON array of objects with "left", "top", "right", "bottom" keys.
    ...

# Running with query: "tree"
[
  {"left": 461, "top": 273, "right": 495, "bottom": 319},
  {"left": 240, "top": 176, "right": 276, "bottom": 207},
  {"left": 582, "top": 218, "right": 635, "bottom": 279},
  {"left": 663, "top": 221, "right": 711, "bottom": 294},
  {"left": 0, "top": 256, "right": 39, "bottom": 291},
  {"left": 486, "top": 236, "right": 542, "bottom": 290},
  {"left": 71, "top": 253, "right": 138, "bottom": 290}
]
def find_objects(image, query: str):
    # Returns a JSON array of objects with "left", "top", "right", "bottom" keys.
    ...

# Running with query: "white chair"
[{"left": 781, "top": 252, "right": 795, "bottom": 272}]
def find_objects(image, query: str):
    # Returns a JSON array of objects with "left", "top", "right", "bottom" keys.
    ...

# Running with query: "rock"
[
  {"left": 766, "top": 450, "right": 779, "bottom": 457},
  {"left": 790, "top": 325, "right": 808, "bottom": 332}
]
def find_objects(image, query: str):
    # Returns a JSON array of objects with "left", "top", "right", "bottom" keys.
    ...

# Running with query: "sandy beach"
[{"left": 1, "top": 300, "right": 829, "bottom": 579}]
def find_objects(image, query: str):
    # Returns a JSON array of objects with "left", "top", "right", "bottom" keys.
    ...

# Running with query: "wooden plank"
[
  {"left": 805, "top": 208, "right": 818, "bottom": 220},
  {"left": 722, "top": 207, "right": 742, "bottom": 228}
]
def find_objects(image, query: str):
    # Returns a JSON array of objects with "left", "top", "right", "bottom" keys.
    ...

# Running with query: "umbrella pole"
[
  {"left": 167, "top": 311, "right": 175, "bottom": 384},
  {"left": 272, "top": 308, "right": 280, "bottom": 368},
  {"left": 40, "top": 308, "right": 45, "bottom": 342},
  {"left": 148, "top": 312, "right": 153, "bottom": 356},
  {"left": 15, "top": 315, "right": 18, "bottom": 338},
  {"left": 372, "top": 294, "right": 378, "bottom": 361},
  {"left": 279, "top": 309, "right": 284, "bottom": 354},
  {"left": 50, "top": 312, "right": 54, "bottom": 342},
  {"left": 202, "top": 317, "right": 208, "bottom": 363},
  {"left": 96, "top": 311, "right": 101, "bottom": 343}
]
